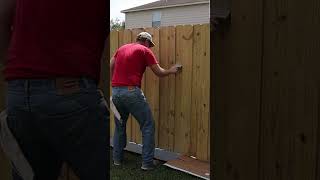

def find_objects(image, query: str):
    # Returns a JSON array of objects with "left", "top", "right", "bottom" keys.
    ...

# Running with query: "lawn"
[{"left": 110, "top": 148, "right": 202, "bottom": 180}]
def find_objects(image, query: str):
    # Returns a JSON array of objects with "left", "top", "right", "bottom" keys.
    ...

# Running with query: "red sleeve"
[{"left": 144, "top": 48, "right": 158, "bottom": 66}]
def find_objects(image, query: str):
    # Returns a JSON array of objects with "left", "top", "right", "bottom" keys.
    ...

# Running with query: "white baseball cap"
[{"left": 137, "top": 32, "right": 155, "bottom": 47}]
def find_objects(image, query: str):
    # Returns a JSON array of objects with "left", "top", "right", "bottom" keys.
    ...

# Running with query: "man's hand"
[
  {"left": 169, "top": 64, "right": 182, "bottom": 74},
  {"left": 150, "top": 64, "right": 182, "bottom": 77}
]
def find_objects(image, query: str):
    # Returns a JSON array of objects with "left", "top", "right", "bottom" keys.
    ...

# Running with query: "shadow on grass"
[{"left": 110, "top": 148, "right": 202, "bottom": 180}]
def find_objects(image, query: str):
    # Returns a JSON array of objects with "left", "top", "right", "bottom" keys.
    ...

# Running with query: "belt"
[
  {"left": 112, "top": 86, "right": 137, "bottom": 90},
  {"left": 127, "top": 86, "right": 135, "bottom": 90}
]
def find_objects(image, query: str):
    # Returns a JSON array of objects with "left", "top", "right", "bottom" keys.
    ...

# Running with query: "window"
[{"left": 152, "top": 11, "right": 161, "bottom": 28}]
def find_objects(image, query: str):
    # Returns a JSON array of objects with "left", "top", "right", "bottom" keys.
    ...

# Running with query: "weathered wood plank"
[
  {"left": 145, "top": 27, "right": 160, "bottom": 147},
  {"left": 110, "top": 30, "right": 119, "bottom": 138},
  {"left": 174, "top": 25, "right": 194, "bottom": 155},
  {"left": 119, "top": 29, "right": 133, "bottom": 142},
  {"left": 131, "top": 28, "right": 144, "bottom": 144},
  {"left": 259, "top": 1, "right": 291, "bottom": 179},
  {"left": 212, "top": 0, "right": 263, "bottom": 178},
  {"left": 118, "top": 30, "right": 124, "bottom": 47},
  {"left": 260, "top": 0, "right": 320, "bottom": 179},
  {"left": 192, "top": 24, "right": 210, "bottom": 161},
  {"left": 159, "top": 26, "right": 176, "bottom": 151},
  {"left": 285, "top": 2, "right": 320, "bottom": 179}
]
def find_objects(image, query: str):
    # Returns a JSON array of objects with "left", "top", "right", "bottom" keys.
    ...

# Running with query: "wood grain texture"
[
  {"left": 212, "top": 0, "right": 264, "bottom": 178},
  {"left": 130, "top": 28, "right": 144, "bottom": 144},
  {"left": 110, "top": 30, "right": 119, "bottom": 137},
  {"left": 260, "top": 0, "right": 320, "bottom": 179},
  {"left": 145, "top": 27, "right": 160, "bottom": 147},
  {"left": 159, "top": 26, "right": 176, "bottom": 151},
  {"left": 192, "top": 24, "right": 210, "bottom": 161},
  {"left": 121, "top": 29, "right": 133, "bottom": 142},
  {"left": 174, "top": 25, "right": 194, "bottom": 155}
]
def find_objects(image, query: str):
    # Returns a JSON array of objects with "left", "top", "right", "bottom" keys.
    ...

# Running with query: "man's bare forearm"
[
  {"left": 157, "top": 66, "right": 172, "bottom": 77},
  {"left": 0, "top": 0, "right": 15, "bottom": 65},
  {"left": 150, "top": 64, "right": 177, "bottom": 77}
]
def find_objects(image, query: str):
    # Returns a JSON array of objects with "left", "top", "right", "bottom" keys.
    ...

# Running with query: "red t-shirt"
[
  {"left": 112, "top": 43, "right": 158, "bottom": 87},
  {"left": 4, "top": 0, "right": 107, "bottom": 81}
]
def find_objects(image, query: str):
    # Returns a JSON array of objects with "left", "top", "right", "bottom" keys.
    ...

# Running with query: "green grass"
[{"left": 110, "top": 148, "right": 202, "bottom": 180}]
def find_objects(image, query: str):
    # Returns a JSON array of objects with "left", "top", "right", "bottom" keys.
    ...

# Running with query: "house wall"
[{"left": 125, "top": 3, "right": 209, "bottom": 29}]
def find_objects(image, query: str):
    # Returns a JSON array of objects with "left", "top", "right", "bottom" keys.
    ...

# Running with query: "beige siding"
[
  {"left": 161, "top": 4, "right": 209, "bottom": 26},
  {"left": 125, "top": 11, "right": 152, "bottom": 29},
  {"left": 125, "top": 4, "right": 209, "bottom": 29}
]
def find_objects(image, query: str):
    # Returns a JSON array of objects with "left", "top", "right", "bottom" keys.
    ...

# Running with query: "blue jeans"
[
  {"left": 112, "top": 87, "right": 155, "bottom": 166},
  {"left": 6, "top": 78, "right": 109, "bottom": 180}
]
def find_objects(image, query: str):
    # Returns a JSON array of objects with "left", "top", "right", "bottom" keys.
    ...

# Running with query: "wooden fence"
[
  {"left": 110, "top": 24, "right": 210, "bottom": 161},
  {"left": 212, "top": 0, "right": 320, "bottom": 179}
]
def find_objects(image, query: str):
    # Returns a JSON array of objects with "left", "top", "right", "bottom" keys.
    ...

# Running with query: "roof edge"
[{"left": 121, "top": 1, "right": 209, "bottom": 13}]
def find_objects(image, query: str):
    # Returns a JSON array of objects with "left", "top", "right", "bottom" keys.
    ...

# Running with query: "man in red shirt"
[
  {"left": 110, "top": 32, "right": 182, "bottom": 170},
  {"left": 0, "top": 0, "right": 109, "bottom": 179}
]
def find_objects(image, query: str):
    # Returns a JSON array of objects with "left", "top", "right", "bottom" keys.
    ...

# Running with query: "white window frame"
[{"left": 152, "top": 11, "right": 161, "bottom": 27}]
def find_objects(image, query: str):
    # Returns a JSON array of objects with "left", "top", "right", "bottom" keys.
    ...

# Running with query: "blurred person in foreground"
[{"left": 0, "top": 0, "right": 109, "bottom": 179}]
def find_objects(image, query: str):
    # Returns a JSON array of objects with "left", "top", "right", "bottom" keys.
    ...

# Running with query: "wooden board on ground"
[
  {"left": 110, "top": 138, "right": 180, "bottom": 161},
  {"left": 164, "top": 155, "right": 210, "bottom": 180}
]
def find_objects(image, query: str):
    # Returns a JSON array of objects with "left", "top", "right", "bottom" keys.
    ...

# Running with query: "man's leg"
[
  {"left": 113, "top": 114, "right": 129, "bottom": 164},
  {"left": 112, "top": 88, "right": 129, "bottom": 163},
  {"left": 63, "top": 92, "right": 109, "bottom": 180},
  {"left": 128, "top": 88, "right": 155, "bottom": 166},
  {"left": 29, "top": 79, "right": 109, "bottom": 180},
  {"left": 6, "top": 80, "right": 63, "bottom": 180}
]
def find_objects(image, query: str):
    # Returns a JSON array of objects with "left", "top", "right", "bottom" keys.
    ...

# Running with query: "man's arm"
[
  {"left": 150, "top": 64, "right": 182, "bottom": 77},
  {"left": 0, "top": 0, "right": 15, "bottom": 65}
]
